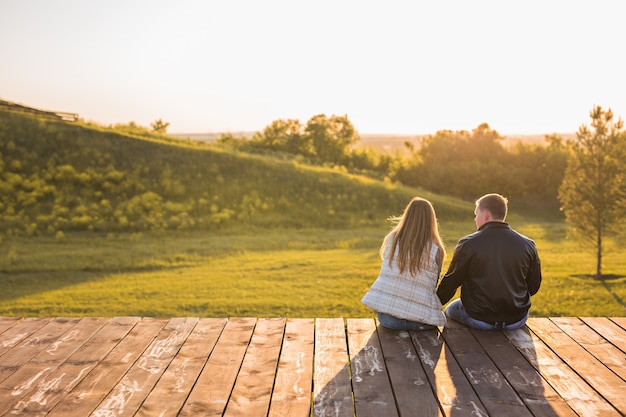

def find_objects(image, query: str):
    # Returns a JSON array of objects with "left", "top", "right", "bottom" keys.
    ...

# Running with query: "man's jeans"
[{"left": 444, "top": 299, "right": 528, "bottom": 330}]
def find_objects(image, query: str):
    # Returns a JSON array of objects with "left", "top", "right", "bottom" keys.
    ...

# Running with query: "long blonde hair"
[{"left": 380, "top": 197, "right": 445, "bottom": 275}]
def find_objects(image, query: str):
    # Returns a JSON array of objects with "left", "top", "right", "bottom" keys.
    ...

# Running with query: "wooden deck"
[{"left": 0, "top": 317, "right": 624, "bottom": 416}]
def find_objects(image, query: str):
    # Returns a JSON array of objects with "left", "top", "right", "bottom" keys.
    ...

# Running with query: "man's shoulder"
[
  {"left": 459, "top": 222, "right": 504, "bottom": 240},
  {"left": 457, "top": 229, "right": 482, "bottom": 246},
  {"left": 458, "top": 222, "right": 519, "bottom": 244},
  {"left": 511, "top": 229, "right": 538, "bottom": 250},
  {"left": 459, "top": 230, "right": 480, "bottom": 241},
  {"left": 507, "top": 226, "right": 536, "bottom": 243},
  {"left": 499, "top": 226, "right": 539, "bottom": 253}
]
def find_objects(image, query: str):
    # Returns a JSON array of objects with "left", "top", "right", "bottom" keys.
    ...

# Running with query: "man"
[{"left": 437, "top": 193, "right": 542, "bottom": 330}]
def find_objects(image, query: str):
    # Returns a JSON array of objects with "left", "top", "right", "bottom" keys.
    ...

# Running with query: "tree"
[
  {"left": 151, "top": 119, "right": 170, "bottom": 134},
  {"left": 253, "top": 119, "right": 311, "bottom": 155},
  {"left": 415, "top": 124, "right": 509, "bottom": 197},
  {"left": 304, "top": 114, "right": 359, "bottom": 164},
  {"left": 506, "top": 135, "right": 568, "bottom": 205},
  {"left": 558, "top": 105, "right": 626, "bottom": 279}
]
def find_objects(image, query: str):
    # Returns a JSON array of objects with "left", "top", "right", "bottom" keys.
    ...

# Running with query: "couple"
[{"left": 362, "top": 193, "right": 542, "bottom": 331}]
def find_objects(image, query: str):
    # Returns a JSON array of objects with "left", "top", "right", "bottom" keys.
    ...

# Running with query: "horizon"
[
  {"left": 1, "top": 1, "right": 625, "bottom": 136},
  {"left": 0, "top": 97, "right": 578, "bottom": 139}
]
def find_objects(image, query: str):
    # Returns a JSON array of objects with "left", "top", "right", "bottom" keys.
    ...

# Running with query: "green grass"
[{"left": 1, "top": 222, "right": 624, "bottom": 318}]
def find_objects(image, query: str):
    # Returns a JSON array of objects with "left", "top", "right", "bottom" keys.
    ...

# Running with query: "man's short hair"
[{"left": 476, "top": 193, "right": 508, "bottom": 221}]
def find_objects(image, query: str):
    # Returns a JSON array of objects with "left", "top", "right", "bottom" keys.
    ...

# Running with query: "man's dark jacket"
[{"left": 437, "top": 221, "right": 542, "bottom": 325}]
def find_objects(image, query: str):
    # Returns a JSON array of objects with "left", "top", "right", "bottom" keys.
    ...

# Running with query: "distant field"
[
  {"left": 170, "top": 131, "right": 578, "bottom": 152},
  {"left": 358, "top": 133, "right": 575, "bottom": 150},
  {"left": 1, "top": 221, "right": 624, "bottom": 318}
]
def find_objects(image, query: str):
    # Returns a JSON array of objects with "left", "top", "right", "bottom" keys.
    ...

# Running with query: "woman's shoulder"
[{"left": 429, "top": 240, "right": 441, "bottom": 253}]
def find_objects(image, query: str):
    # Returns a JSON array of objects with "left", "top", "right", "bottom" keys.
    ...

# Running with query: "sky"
[{"left": 1, "top": 1, "right": 625, "bottom": 136}]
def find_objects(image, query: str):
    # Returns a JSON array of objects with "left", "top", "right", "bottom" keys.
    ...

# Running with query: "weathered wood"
[
  {"left": 0, "top": 316, "right": 623, "bottom": 416},
  {"left": 267, "top": 318, "right": 314, "bottom": 417},
  {"left": 423, "top": 322, "right": 489, "bottom": 417},
  {"left": 509, "top": 318, "right": 621, "bottom": 417},
  {"left": 224, "top": 318, "right": 286, "bottom": 417},
  {"left": 136, "top": 318, "right": 228, "bottom": 417},
  {"left": 611, "top": 316, "right": 626, "bottom": 330},
  {"left": 313, "top": 318, "right": 353, "bottom": 417},
  {"left": 0, "top": 318, "right": 79, "bottom": 385},
  {"left": 0, "top": 317, "right": 22, "bottom": 335},
  {"left": 0, "top": 318, "right": 52, "bottom": 359},
  {"left": 47, "top": 317, "right": 166, "bottom": 417},
  {"left": 552, "top": 317, "right": 626, "bottom": 381},
  {"left": 347, "top": 318, "right": 399, "bottom": 417},
  {"left": 0, "top": 316, "right": 115, "bottom": 415},
  {"left": 443, "top": 325, "right": 531, "bottom": 417},
  {"left": 475, "top": 328, "right": 576, "bottom": 417},
  {"left": 179, "top": 317, "right": 256, "bottom": 416},
  {"left": 376, "top": 325, "right": 442, "bottom": 417},
  {"left": 90, "top": 317, "right": 199, "bottom": 416},
  {"left": 580, "top": 317, "right": 626, "bottom": 353},
  {"left": 529, "top": 318, "right": 626, "bottom": 415}
]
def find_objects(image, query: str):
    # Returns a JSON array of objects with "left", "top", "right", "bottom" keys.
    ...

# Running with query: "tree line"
[{"left": 217, "top": 114, "right": 569, "bottom": 209}]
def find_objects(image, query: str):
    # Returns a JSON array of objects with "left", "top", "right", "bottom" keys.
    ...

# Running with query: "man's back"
[{"left": 437, "top": 221, "right": 542, "bottom": 324}]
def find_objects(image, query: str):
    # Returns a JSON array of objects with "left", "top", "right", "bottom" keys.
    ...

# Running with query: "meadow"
[
  {"left": 1, "top": 106, "right": 624, "bottom": 319},
  {"left": 1, "top": 219, "right": 624, "bottom": 318}
]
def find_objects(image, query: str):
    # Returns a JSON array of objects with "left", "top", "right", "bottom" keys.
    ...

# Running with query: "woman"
[{"left": 361, "top": 197, "right": 446, "bottom": 330}]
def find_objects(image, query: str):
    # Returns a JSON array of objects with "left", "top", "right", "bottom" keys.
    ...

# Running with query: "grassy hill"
[
  {"left": 0, "top": 108, "right": 470, "bottom": 236},
  {"left": 2, "top": 106, "right": 625, "bottom": 319}
]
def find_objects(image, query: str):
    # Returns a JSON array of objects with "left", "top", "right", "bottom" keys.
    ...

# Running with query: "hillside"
[{"left": 0, "top": 109, "right": 470, "bottom": 236}]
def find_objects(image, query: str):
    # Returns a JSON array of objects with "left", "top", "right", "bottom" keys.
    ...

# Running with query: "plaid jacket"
[{"left": 361, "top": 238, "right": 446, "bottom": 327}]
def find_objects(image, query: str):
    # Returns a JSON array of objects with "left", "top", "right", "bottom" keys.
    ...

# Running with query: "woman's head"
[
  {"left": 397, "top": 197, "right": 439, "bottom": 239},
  {"left": 384, "top": 197, "right": 445, "bottom": 274}
]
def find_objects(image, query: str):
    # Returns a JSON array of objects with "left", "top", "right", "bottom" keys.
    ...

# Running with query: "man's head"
[{"left": 474, "top": 193, "right": 508, "bottom": 229}]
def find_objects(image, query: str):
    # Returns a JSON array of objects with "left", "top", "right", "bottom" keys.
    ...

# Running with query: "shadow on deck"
[{"left": 0, "top": 316, "right": 624, "bottom": 416}]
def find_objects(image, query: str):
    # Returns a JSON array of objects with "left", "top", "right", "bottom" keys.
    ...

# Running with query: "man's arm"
[
  {"left": 436, "top": 242, "right": 469, "bottom": 304},
  {"left": 526, "top": 249, "right": 542, "bottom": 296}
]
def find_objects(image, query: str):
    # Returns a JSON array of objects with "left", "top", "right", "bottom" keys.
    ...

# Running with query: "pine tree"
[{"left": 558, "top": 106, "right": 626, "bottom": 279}]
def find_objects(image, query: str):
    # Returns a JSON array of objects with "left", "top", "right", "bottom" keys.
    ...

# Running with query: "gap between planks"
[{"left": 0, "top": 317, "right": 624, "bottom": 416}]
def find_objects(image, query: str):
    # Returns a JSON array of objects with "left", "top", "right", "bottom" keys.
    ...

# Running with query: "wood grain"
[{"left": 0, "top": 316, "right": 623, "bottom": 416}]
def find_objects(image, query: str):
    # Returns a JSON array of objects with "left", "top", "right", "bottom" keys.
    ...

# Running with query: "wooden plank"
[
  {"left": 611, "top": 317, "right": 626, "bottom": 330},
  {"left": 0, "top": 315, "right": 623, "bottom": 417},
  {"left": 135, "top": 318, "right": 227, "bottom": 417},
  {"left": 179, "top": 317, "right": 257, "bottom": 416},
  {"left": 0, "top": 317, "right": 111, "bottom": 415},
  {"left": 415, "top": 323, "right": 488, "bottom": 416},
  {"left": 312, "top": 318, "right": 353, "bottom": 417},
  {"left": 224, "top": 318, "right": 286, "bottom": 417},
  {"left": 89, "top": 317, "right": 198, "bottom": 416},
  {"left": 507, "top": 318, "right": 620, "bottom": 417},
  {"left": 267, "top": 318, "right": 314, "bottom": 417},
  {"left": 473, "top": 328, "right": 577, "bottom": 417},
  {"left": 529, "top": 318, "right": 626, "bottom": 414},
  {"left": 580, "top": 317, "right": 626, "bottom": 353},
  {"left": 46, "top": 317, "right": 167, "bottom": 417},
  {"left": 0, "top": 318, "right": 51, "bottom": 358},
  {"left": 551, "top": 317, "right": 626, "bottom": 381},
  {"left": 0, "top": 318, "right": 79, "bottom": 384},
  {"left": 442, "top": 325, "right": 532, "bottom": 416},
  {"left": 3, "top": 317, "right": 138, "bottom": 415},
  {"left": 0, "top": 317, "right": 21, "bottom": 334},
  {"left": 376, "top": 325, "right": 442, "bottom": 417},
  {"left": 347, "top": 318, "right": 398, "bottom": 417},
  {"left": 32, "top": 317, "right": 109, "bottom": 365}
]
